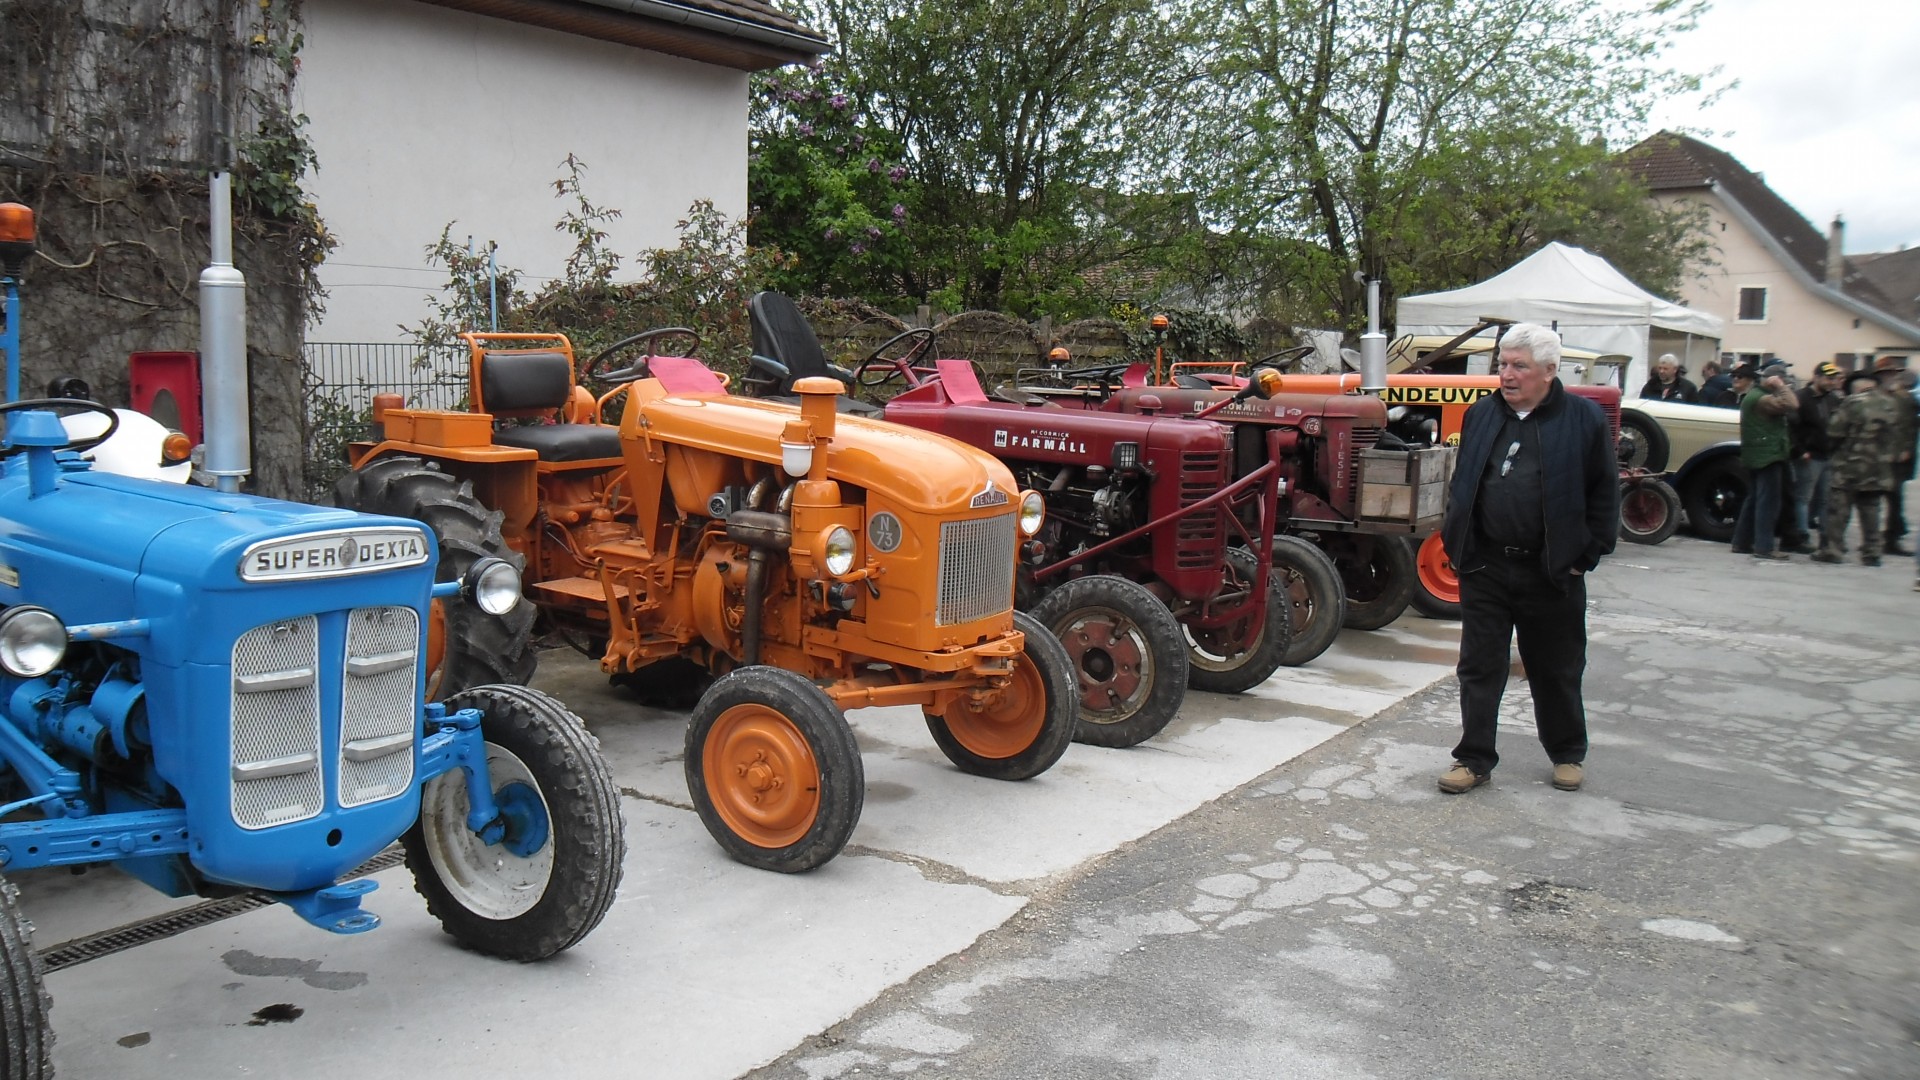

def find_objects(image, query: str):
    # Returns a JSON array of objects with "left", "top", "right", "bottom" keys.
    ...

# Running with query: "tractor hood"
[
  {"left": 0, "top": 463, "right": 433, "bottom": 656},
  {"left": 628, "top": 387, "right": 1019, "bottom": 514}
]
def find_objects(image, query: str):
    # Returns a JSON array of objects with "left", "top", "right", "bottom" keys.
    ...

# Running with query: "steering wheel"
[
  {"left": 854, "top": 327, "right": 938, "bottom": 387},
  {"left": 580, "top": 327, "right": 703, "bottom": 387},
  {"left": 0, "top": 398, "right": 120, "bottom": 459},
  {"left": 1251, "top": 346, "right": 1316, "bottom": 372}
]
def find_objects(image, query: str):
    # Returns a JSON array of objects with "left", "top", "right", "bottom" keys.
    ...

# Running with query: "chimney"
[{"left": 1827, "top": 215, "right": 1845, "bottom": 284}]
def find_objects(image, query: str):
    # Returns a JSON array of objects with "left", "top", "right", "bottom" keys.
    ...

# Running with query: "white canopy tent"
[{"left": 1395, "top": 242, "right": 1723, "bottom": 395}]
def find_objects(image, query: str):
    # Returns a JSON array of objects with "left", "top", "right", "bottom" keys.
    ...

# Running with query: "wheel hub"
[{"left": 1061, "top": 617, "right": 1144, "bottom": 712}]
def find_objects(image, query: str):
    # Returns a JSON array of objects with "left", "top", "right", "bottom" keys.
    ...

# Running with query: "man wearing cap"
[
  {"left": 1639, "top": 354, "right": 1698, "bottom": 402},
  {"left": 1815, "top": 359, "right": 1909, "bottom": 566},
  {"left": 1791, "top": 361, "right": 1846, "bottom": 543},
  {"left": 1437, "top": 323, "right": 1617, "bottom": 796},
  {"left": 1730, "top": 363, "right": 1799, "bottom": 560}
]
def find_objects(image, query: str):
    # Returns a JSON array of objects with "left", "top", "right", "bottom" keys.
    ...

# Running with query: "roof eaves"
[{"left": 1713, "top": 182, "right": 1920, "bottom": 344}]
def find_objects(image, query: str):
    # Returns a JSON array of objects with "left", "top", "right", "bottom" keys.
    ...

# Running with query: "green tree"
[
  {"left": 766, "top": 0, "right": 1193, "bottom": 316},
  {"left": 1170, "top": 0, "right": 1714, "bottom": 328}
]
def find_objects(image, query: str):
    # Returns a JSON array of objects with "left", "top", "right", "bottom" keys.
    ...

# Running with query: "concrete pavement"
[{"left": 26, "top": 590, "right": 1462, "bottom": 1077}]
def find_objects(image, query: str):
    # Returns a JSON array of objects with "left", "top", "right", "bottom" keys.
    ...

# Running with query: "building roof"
[
  {"left": 1624, "top": 132, "right": 1914, "bottom": 336},
  {"left": 1853, "top": 248, "right": 1920, "bottom": 323},
  {"left": 416, "top": 0, "right": 828, "bottom": 71}
]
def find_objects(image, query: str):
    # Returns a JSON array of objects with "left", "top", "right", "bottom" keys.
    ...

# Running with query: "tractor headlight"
[
  {"left": 462, "top": 558, "right": 523, "bottom": 616},
  {"left": 1018, "top": 490, "right": 1046, "bottom": 536},
  {"left": 821, "top": 526, "right": 857, "bottom": 578},
  {"left": 0, "top": 606, "right": 68, "bottom": 678}
]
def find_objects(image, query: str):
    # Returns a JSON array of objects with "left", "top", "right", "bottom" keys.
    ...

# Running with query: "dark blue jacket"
[{"left": 1441, "top": 379, "right": 1619, "bottom": 586}]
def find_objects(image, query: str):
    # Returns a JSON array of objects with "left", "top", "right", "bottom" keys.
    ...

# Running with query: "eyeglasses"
[{"left": 1501, "top": 440, "right": 1520, "bottom": 477}]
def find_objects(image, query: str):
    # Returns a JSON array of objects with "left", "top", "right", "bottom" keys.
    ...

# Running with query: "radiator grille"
[
  {"left": 338, "top": 606, "right": 418, "bottom": 808},
  {"left": 1348, "top": 424, "right": 1382, "bottom": 500},
  {"left": 1600, "top": 400, "right": 1621, "bottom": 440},
  {"left": 231, "top": 617, "right": 323, "bottom": 829},
  {"left": 936, "top": 514, "right": 1017, "bottom": 626},
  {"left": 1175, "top": 451, "right": 1225, "bottom": 569}
]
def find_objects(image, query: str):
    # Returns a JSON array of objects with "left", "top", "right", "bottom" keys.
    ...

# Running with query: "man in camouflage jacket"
[{"left": 1816, "top": 360, "right": 1914, "bottom": 566}]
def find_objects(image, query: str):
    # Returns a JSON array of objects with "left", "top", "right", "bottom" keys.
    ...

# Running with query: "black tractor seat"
[{"left": 477, "top": 348, "right": 622, "bottom": 462}]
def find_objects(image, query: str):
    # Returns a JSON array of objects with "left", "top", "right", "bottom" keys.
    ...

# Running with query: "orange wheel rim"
[
  {"left": 1415, "top": 534, "right": 1459, "bottom": 604},
  {"left": 944, "top": 657, "right": 1046, "bottom": 760},
  {"left": 424, "top": 597, "right": 449, "bottom": 697},
  {"left": 703, "top": 704, "right": 821, "bottom": 849}
]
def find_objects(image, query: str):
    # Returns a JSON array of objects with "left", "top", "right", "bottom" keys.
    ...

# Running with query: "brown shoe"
[
  {"left": 1438, "top": 762, "right": 1489, "bottom": 794},
  {"left": 1552, "top": 763, "right": 1584, "bottom": 791}
]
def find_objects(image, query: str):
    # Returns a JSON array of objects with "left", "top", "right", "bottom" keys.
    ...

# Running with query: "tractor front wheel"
[
  {"left": 1620, "top": 478, "right": 1682, "bottom": 545},
  {"left": 686, "top": 667, "right": 863, "bottom": 873},
  {"left": 925, "top": 611, "right": 1076, "bottom": 780},
  {"left": 1183, "top": 546, "right": 1292, "bottom": 694},
  {"left": 332, "top": 455, "right": 536, "bottom": 698},
  {"left": 1333, "top": 535, "right": 1416, "bottom": 631},
  {"left": 1409, "top": 533, "right": 1462, "bottom": 620},
  {"left": 1029, "top": 574, "right": 1188, "bottom": 747},
  {"left": 405, "top": 684, "right": 625, "bottom": 960},
  {"left": 0, "top": 874, "right": 52, "bottom": 1080},
  {"left": 1272, "top": 536, "right": 1345, "bottom": 666}
]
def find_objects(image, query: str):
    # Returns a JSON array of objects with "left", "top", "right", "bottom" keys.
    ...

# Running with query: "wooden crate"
[{"left": 1357, "top": 446, "right": 1452, "bottom": 527}]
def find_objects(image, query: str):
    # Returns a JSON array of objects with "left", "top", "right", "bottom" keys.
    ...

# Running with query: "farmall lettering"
[{"left": 1001, "top": 428, "right": 1089, "bottom": 455}]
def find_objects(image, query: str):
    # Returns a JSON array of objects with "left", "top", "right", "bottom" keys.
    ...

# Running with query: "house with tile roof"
[
  {"left": 1624, "top": 132, "right": 1920, "bottom": 378},
  {"left": 300, "top": 0, "right": 826, "bottom": 343}
]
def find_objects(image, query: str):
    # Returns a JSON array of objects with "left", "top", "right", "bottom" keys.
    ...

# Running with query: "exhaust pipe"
[
  {"left": 1359, "top": 275, "right": 1387, "bottom": 394},
  {"left": 199, "top": 172, "right": 250, "bottom": 493}
]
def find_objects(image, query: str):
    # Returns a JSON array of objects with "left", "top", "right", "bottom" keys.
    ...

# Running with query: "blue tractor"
[{"left": 0, "top": 201, "right": 625, "bottom": 1078}]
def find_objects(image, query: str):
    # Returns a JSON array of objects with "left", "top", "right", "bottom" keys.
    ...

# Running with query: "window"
[{"left": 1737, "top": 286, "right": 1768, "bottom": 323}]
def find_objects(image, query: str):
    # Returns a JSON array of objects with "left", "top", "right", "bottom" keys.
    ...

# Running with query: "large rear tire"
[
  {"left": 925, "top": 611, "right": 1076, "bottom": 780},
  {"left": 1333, "top": 535, "right": 1416, "bottom": 631},
  {"left": 1182, "top": 546, "right": 1292, "bottom": 694},
  {"left": 686, "top": 667, "right": 863, "bottom": 873},
  {"left": 1029, "top": 574, "right": 1188, "bottom": 747},
  {"left": 1617, "top": 408, "right": 1671, "bottom": 471},
  {"left": 0, "top": 874, "right": 52, "bottom": 1080},
  {"left": 1272, "top": 535, "right": 1345, "bottom": 666},
  {"left": 1619, "top": 478, "right": 1682, "bottom": 545},
  {"left": 1682, "top": 456, "right": 1746, "bottom": 543},
  {"left": 405, "top": 684, "right": 625, "bottom": 960},
  {"left": 332, "top": 455, "right": 536, "bottom": 697},
  {"left": 1409, "top": 533, "right": 1462, "bottom": 620}
]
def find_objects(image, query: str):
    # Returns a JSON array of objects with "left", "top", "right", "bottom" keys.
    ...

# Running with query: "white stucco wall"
[
  {"left": 299, "top": 0, "right": 750, "bottom": 343},
  {"left": 1658, "top": 191, "right": 1920, "bottom": 376}
]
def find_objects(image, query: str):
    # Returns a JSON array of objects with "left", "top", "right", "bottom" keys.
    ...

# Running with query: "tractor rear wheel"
[
  {"left": 687, "top": 667, "right": 863, "bottom": 873},
  {"left": 1333, "top": 536, "right": 1416, "bottom": 631},
  {"left": 1272, "top": 535, "right": 1345, "bottom": 666},
  {"left": 404, "top": 684, "right": 624, "bottom": 961},
  {"left": 0, "top": 874, "right": 52, "bottom": 1080},
  {"left": 1182, "top": 546, "right": 1292, "bottom": 694},
  {"left": 1409, "top": 533, "right": 1462, "bottom": 620},
  {"left": 1619, "top": 478, "right": 1682, "bottom": 545},
  {"left": 1029, "top": 574, "right": 1188, "bottom": 747},
  {"left": 332, "top": 455, "right": 536, "bottom": 698},
  {"left": 925, "top": 611, "right": 1076, "bottom": 780}
]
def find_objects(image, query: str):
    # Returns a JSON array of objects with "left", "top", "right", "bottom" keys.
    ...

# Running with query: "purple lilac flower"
[
  {"left": 830, "top": 94, "right": 847, "bottom": 110},
  {"left": 866, "top": 225, "right": 882, "bottom": 238},
  {"left": 825, "top": 227, "right": 839, "bottom": 241},
  {"left": 866, "top": 158, "right": 882, "bottom": 174},
  {"left": 849, "top": 242, "right": 865, "bottom": 255},
  {"left": 891, "top": 203, "right": 907, "bottom": 221},
  {"left": 797, "top": 122, "right": 813, "bottom": 137},
  {"left": 888, "top": 166, "right": 907, "bottom": 182}
]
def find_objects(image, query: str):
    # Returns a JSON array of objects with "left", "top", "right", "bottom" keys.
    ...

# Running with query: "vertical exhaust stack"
[
  {"left": 200, "top": 172, "right": 250, "bottom": 493},
  {"left": 1359, "top": 276, "right": 1388, "bottom": 394}
]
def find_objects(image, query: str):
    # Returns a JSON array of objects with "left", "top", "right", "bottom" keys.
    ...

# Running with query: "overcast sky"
[{"left": 1637, "top": 0, "right": 1920, "bottom": 253}]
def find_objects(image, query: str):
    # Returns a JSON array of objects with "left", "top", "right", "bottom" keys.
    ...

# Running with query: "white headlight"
[
  {"left": 822, "top": 526, "right": 857, "bottom": 578},
  {"left": 1018, "top": 491, "right": 1046, "bottom": 537},
  {"left": 0, "top": 606, "right": 68, "bottom": 678},
  {"left": 465, "top": 558, "right": 523, "bottom": 616}
]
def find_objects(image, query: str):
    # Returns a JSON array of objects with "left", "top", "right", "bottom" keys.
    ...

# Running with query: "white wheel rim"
[{"left": 420, "top": 743, "right": 554, "bottom": 920}]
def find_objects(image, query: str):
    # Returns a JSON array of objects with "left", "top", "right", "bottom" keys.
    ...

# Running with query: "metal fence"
[{"left": 302, "top": 342, "right": 468, "bottom": 499}]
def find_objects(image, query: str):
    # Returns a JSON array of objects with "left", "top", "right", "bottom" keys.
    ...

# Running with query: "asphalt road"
[
  {"left": 743, "top": 534, "right": 1920, "bottom": 1080},
  {"left": 22, "top": 529, "right": 1918, "bottom": 1079}
]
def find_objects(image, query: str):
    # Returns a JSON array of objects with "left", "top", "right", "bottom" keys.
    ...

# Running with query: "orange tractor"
[{"left": 334, "top": 329, "right": 1076, "bottom": 873}]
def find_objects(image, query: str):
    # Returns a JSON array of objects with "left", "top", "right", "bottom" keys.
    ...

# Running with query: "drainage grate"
[{"left": 36, "top": 847, "right": 407, "bottom": 972}]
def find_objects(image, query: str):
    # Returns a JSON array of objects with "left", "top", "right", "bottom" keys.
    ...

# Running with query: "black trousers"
[{"left": 1453, "top": 555, "right": 1589, "bottom": 775}]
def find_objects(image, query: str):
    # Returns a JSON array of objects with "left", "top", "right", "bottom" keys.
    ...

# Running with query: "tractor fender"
[{"left": 1670, "top": 441, "right": 1745, "bottom": 491}]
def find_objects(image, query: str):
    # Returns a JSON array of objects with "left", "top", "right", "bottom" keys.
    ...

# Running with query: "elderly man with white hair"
[
  {"left": 1436, "top": 323, "right": 1619, "bottom": 795},
  {"left": 1638, "top": 352, "right": 1698, "bottom": 402}
]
